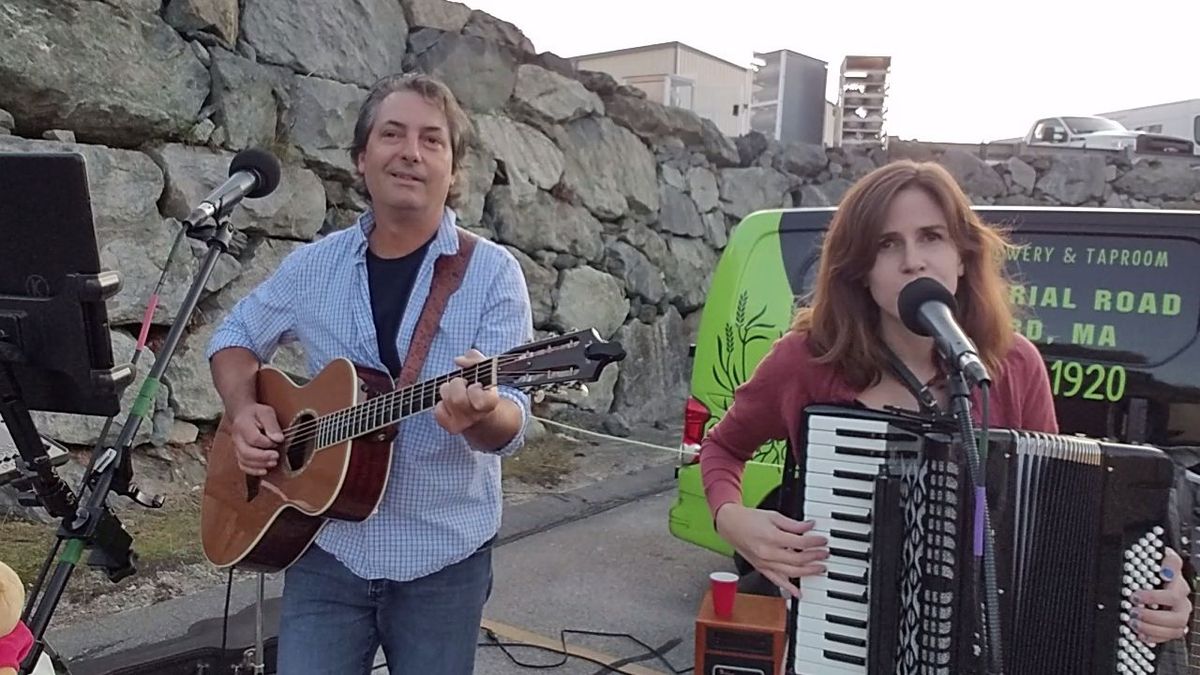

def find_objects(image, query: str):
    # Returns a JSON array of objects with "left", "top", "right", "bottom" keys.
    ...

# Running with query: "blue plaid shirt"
[{"left": 207, "top": 207, "right": 533, "bottom": 581}]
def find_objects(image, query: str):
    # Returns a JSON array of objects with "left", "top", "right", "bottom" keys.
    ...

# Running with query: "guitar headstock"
[{"left": 495, "top": 328, "right": 626, "bottom": 395}]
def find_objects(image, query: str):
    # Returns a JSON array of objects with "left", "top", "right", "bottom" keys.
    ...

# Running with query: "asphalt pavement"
[{"left": 48, "top": 463, "right": 733, "bottom": 675}]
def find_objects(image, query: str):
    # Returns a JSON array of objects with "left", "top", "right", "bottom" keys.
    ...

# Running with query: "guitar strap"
[{"left": 395, "top": 227, "right": 478, "bottom": 390}]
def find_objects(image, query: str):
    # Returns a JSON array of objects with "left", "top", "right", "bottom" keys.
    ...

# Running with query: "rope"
[{"left": 530, "top": 416, "right": 781, "bottom": 470}]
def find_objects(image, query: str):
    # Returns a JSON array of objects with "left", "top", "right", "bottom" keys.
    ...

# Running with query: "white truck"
[
  {"left": 1100, "top": 98, "right": 1200, "bottom": 155},
  {"left": 1023, "top": 115, "right": 1195, "bottom": 155}
]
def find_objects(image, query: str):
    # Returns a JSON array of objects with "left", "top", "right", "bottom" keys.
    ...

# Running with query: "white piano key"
[
  {"left": 808, "top": 430, "right": 895, "bottom": 454},
  {"left": 794, "top": 626, "right": 868, "bottom": 660},
  {"left": 822, "top": 559, "right": 870, "bottom": 580},
  {"left": 808, "top": 414, "right": 892, "bottom": 434},
  {"left": 801, "top": 574, "right": 869, "bottom": 601},
  {"left": 813, "top": 516, "right": 873, "bottom": 539},
  {"left": 798, "top": 599, "right": 869, "bottom": 626},
  {"left": 814, "top": 528, "right": 870, "bottom": 555},
  {"left": 802, "top": 499, "right": 872, "bottom": 524},
  {"left": 797, "top": 585, "right": 871, "bottom": 616},
  {"left": 805, "top": 473, "right": 878, "bottom": 499},
  {"left": 805, "top": 486, "right": 874, "bottom": 510},
  {"left": 807, "top": 442, "right": 890, "bottom": 468},
  {"left": 806, "top": 458, "right": 884, "bottom": 483},
  {"left": 795, "top": 613, "right": 869, "bottom": 643},
  {"left": 793, "top": 645, "right": 868, "bottom": 673}
]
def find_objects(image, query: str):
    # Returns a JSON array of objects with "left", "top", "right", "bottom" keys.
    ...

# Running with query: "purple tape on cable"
[{"left": 974, "top": 487, "right": 986, "bottom": 557}]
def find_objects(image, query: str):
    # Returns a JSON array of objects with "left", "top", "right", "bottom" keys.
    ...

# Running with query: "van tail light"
[{"left": 680, "top": 397, "right": 711, "bottom": 463}]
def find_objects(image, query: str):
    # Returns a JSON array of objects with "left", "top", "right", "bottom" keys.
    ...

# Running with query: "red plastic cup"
[{"left": 710, "top": 571, "right": 738, "bottom": 618}]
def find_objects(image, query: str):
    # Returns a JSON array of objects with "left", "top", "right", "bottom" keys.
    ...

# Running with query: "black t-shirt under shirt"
[{"left": 366, "top": 236, "right": 434, "bottom": 378}]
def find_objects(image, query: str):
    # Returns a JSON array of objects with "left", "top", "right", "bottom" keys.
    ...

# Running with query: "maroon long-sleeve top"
[{"left": 700, "top": 330, "right": 1060, "bottom": 517}]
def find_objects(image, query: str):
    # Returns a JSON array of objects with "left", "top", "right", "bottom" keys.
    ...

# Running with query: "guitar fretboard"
[{"left": 288, "top": 360, "right": 499, "bottom": 449}]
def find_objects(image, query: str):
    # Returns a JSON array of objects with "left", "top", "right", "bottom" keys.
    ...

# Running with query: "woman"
[{"left": 699, "top": 159, "right": 1192, "bottom": 647}]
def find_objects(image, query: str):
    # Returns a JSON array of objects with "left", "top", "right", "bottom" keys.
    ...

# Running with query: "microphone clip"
[{"left": 182, "top": 211, "right": 238, "bottom": 252}]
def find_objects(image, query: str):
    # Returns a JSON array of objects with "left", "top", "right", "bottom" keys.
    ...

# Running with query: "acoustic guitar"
[{"left": 200, "top": 328, "right": 624, "bottom": 572}]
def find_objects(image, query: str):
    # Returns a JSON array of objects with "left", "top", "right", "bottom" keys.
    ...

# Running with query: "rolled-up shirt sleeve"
[
  {"left": 470, "top": 248, "right": 534, "bottom": 457},
  {"left": 206, "top": 249, "right": 303, "bottom": 363}
]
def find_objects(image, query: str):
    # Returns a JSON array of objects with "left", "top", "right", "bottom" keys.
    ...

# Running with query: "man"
[{"left": 206, "top": 73, "right": 533, "bottom": 674}]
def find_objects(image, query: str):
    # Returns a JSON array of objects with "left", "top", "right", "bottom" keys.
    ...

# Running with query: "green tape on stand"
[
  {"left": 61, "top": 539, "right": 84, "bottom": 565},
  {"left": 130, "top": 377, "right": 161, "bottom": 419}
]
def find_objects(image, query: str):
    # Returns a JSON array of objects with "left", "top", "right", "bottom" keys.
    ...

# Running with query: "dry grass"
[
  {"left": 1, "top": 491, "right": 204, "bottom": 589},
  {"left": 502, "top": 435, "right": 576, "bottom": 487},
  {"left": 3, "top": 437, "right": 579, "bottom": 592}
]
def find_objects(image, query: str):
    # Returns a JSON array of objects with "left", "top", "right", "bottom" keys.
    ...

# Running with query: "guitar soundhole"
[{"left": 286, "top": 413, "right": 317, "bottom": 472}]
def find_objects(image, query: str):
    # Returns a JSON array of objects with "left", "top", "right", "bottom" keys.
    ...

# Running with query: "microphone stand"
[
  {"left": 946, "top": 367, "right": 1003, "bottom": 675},
  {"left": 18, "top": 214, "right": 237, "bottom": 674}
]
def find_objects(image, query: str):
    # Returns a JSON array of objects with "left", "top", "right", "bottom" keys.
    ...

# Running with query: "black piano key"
[
  {"left": 831, "top": 528, "right": 871, "bottom": 543},
  {"left": 832, "top": 509, "right": 872, "bottom": 524},
  {"left": 828, "top": 589, "right": 868, "bottom": 604},
  {"left": 827, "top": 613, "right": 868, "bottom": 630},
  {"left": 830, "top": 546, "right": 870, "bottom": 562},
  {"left": 825, "top": 649, "right": 867, "bottom": 666},
  {"left": 833, "top": 468, "right": 878, "bottom": 482},
  {"left": 826, "top": 631, "right": 868, "bottom": 648},
  {"left": 832, "top": 487, "right": 873, "bottom": 500},
  {"left": 828, "top": 570, "right": 868, "bottom": 585},
  {"left": 832, "top": 444, "right": 890, "bottom": 459}
]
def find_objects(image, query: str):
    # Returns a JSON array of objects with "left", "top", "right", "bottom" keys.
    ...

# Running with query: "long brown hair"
[{"left": 792, "top": 160, "right": 1016, "bottom": 390}]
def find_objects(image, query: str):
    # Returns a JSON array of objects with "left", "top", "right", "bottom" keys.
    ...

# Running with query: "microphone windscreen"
[
  {"left": 897, "top": 277, "right": 958, "bottom": 337},
  {"left": 229, "top": 148, "right": 282, "bottom": 199}
]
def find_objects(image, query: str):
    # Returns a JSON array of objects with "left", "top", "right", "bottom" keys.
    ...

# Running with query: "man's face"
[{"left": 356, "top": 90, "right": 455, "bottom": 215}]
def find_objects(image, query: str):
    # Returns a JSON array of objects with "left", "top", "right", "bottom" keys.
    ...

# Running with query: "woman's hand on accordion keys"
[
  {"left": 1130, "top": 546, "right": 1193, "bottom": 646},
  {"left": 714, "top": 503, "right": 829, "bottom": 599}
]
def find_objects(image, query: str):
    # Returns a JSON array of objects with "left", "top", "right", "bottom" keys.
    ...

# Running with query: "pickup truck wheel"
[{"left": 732, "top": 486, "right": 784, "bottom": 575}]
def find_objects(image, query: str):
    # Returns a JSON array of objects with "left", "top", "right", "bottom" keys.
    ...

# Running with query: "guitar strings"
[
  {"left": 278, "top": 355, "right": 519, "bottom": 444},
  {"left": 276, "top": 352, "right": 546, "bottom": 447}
]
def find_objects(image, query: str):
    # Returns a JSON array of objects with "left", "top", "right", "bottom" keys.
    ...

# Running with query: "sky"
[{"left": 462, "top": 0, "right": 1199, "bottom": 143}]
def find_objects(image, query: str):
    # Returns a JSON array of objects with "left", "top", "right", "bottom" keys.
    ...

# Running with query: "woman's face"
[{"left": 866, "top": 187, "right": 965, "bottom": 328}]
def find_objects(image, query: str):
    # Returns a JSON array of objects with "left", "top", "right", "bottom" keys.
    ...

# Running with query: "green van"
[{"left": 669, "top": 206, "right": 1200, "bottom": 564}]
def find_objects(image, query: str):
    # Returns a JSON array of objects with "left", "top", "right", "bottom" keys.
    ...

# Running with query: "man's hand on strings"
[
  {"left": 230, "top": 403, "right": 284, "bottom": 476},
  {"left": 435, "top": 349, "right": 499, "bottom": 435}
]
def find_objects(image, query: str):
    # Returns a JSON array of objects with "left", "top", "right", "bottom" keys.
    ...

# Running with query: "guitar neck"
[
  {"left": 1190, "top": 582, "right": 1200, "bottom": 669},
  {"left": 306, "top": 359, "right": 499, "bottom": 446}
]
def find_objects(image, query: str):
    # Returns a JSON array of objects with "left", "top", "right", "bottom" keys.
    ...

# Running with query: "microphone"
[
  {"left": 182, "top": 148, "right": 282, "bottom": 229},
  {"left": 897, "top": 277, "right": 991, "bottom": 385}
]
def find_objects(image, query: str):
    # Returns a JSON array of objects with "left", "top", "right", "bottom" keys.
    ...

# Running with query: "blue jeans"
[{"left": 276, "top": 541, "right": 494, "bottom": 674}]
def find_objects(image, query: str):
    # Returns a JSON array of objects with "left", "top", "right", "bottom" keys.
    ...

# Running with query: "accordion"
[{"left": 781, "top": 405, "right": 1176, "bottom": 675}]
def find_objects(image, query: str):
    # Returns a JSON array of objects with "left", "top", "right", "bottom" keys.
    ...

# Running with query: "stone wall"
[{"left": 2, "top": 0, "right": 1200, "bottom": 447}]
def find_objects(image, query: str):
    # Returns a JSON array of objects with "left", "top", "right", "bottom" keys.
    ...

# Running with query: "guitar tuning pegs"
[
  {"left": 532, "top": 389, "right": 546, "bottom": 403},
  {"left": 579, "top": 384, "right": 589, "bottom": 397}
]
